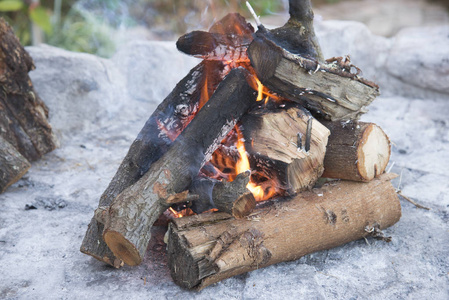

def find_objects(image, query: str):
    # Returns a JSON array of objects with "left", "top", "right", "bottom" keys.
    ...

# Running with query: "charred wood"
[
  {"left": 80, "top": 60, "right": 227, "bottom": 267},
  {"left": 100, "top": 68, "right": 257, "bottom": 266},
  {"left": 167, "top": 173, "right": 401, "bottom": 290},
  {"left": 189, "top": 171, "right": 256, "bottom": 218},
  {"left": 177, "top": 13, "right": 254, "bottom": 62}
]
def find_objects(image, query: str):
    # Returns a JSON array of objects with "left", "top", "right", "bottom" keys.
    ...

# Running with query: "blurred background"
[{"left": 1, "top": 0, "right": 448, "bottom": 57}]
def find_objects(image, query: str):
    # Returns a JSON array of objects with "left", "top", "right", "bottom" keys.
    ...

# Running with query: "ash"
[{"left": 0, "top": 22, "right": 448, "bottom": 299}]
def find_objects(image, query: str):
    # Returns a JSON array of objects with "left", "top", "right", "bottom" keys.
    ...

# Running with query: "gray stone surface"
[{"left": 0, "top": 21, "right": 448, "bottom": 299}]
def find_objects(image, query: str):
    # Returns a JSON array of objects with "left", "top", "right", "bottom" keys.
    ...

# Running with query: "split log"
[
  {"left": 0, "top": 136, "right": 31, "bottom": 193},
  {"left": 100, "top": 68, "right": 257, "bottom": 266},
  {"left": 322, "top": 121, "right": 391, "bottom": 181},
  {"left": 247, "top": 1, "right": 379, "bottom": 121},
  {"left": 167, "top": 173, "right": 401, "bottom": 290},
  {"left": 189, "top": 171, "right": 256, "bottom": 218},
  {"left": 241, "top": 105, "right": 330, "bottom": 196}
]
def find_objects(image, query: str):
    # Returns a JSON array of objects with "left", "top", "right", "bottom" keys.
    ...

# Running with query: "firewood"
[
  {"left": 0, "top": 18, "right": 58, "bottom": 162},
  {"left": 322, "top": 121, "right": 391, "bottom": 181},
  {"left": 247, "top": 0, "right": 379, "bottom": 121},
  {"left": 189, "top": 171, "right": 256, "bottom": 218},
  {"left": 0, "top": 136, "right": 31, "bottom": 193},
  {"left": 241, "top": 105, "right": 330, "bottom": 195},
  {"left": 80, "top": 59, "right": 227, "bottom": 267},
  {"left": 81, "top": 12, "right": 254, "bottom": 267},
  {"left": 177, "top": 13, "right": 254, "bottom": 62},
  {"left": 167, "top": 173, "right": 401, "bottom": 290},
  {"left": 100, "top": 68, "right": 257, "bottom": 266}
]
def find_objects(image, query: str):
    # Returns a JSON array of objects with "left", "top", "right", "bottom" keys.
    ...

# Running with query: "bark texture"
[
  {"left": 0, "top": 136, "right": 31, "bottom": 192},
  {"left": 167, "top": 173, "right": 401, "bottom": 290},
  {"left": 0, "top": 18, "right": 58, "bottom": 193}
]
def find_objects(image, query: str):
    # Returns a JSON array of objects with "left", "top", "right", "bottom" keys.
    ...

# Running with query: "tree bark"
[
  {"left": 0, "top": 18, "right": 58, "bottom": 193},
  {"left": 101, "top": 68, "right": 257, "bottom": 266},
  {"left": 0, "top": 136, "right": 31, "bottom": 193},
  {"left": 167, "top": 173, "right": 401, "bottom": 290},
  {"left": 322, "top": 121, "right": 391, "bottom": 181},
  {"left": 240, "top": 105, "right": 330, "bottom": 196}
]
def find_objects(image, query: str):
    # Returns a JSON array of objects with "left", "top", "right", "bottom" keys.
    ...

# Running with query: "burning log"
[
  {"left": 0, "top": 136, "right": 31, "bottom": 193},
  {"left": 176, "top": 13, "right": 254, "bottom": 63},
  {"left": 247, "top": 1, "right": 379, "bottom": 121},
  {"left": 80, "top": 60, "right": 226, "bottom": 267},
  {"left": 81, "top": 13, "right": 253, "bottom": 267},
  {"left": 241, "top": 105, "right": 330, "bottom": 196},
  {"left": 322, "top": 121, "right": 391, "bottom": 182},
  {"left": 0, "top": 18, "right": 58, "bottom": 193},
  {"left": 189, "top": 171, "right": 256, "bottom": 218},
  {"left": 167, "top": 173, "right": 401, "bottom": 290},
  {"left": 100, "top": 68, "right": 257, "bottom": 266}
]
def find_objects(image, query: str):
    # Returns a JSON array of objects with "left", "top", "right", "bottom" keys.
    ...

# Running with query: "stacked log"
[{"left": 80, "top": 0, "right": 400, "bottom": 291}]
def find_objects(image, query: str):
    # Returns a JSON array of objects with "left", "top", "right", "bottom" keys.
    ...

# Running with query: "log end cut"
[
  {"left": 103, "top": 230, "right": 142, "bottom": 266},
  {"left": 357, "top": 124, "right": 391, "bottom": 181},
  {"left": 322, "top": 121, "right": 390, "bottom": 182}
]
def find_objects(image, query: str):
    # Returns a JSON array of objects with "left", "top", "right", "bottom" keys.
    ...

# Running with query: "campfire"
[{"left": 81, "top": 0, "right": 401, "bottom": 290}]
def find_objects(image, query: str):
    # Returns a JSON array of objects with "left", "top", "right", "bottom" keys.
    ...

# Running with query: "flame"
[
  {"left": 231, "top": 125, "right": 277, "bottom": 202},
  {"left": 200, "top": 77, "right": 209, "bottom": 110}
]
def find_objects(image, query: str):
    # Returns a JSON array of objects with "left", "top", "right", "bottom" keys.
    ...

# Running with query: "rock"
[
  {"left": 112, "top": 40, "right": 198, "bottom": 104},
  {"left": 385, "top": 26, "right": 449, "bottom": 98},
  {"left": 26, "top": 45, "right": 129, "bottom": 138}
]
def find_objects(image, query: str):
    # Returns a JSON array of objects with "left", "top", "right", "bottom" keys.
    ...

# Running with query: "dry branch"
[
  {"left": 167, "top": 173, "right": 401, "bottom": 290},
  {"left": 322, "top": 121, "right": 391, "bottom": 181},
  {"left": 101, "top": 68, "right": 257, "bottom": 266}
]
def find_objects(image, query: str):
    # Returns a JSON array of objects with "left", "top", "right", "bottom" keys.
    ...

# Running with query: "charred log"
[
  {"left": 189, "top": 171, "right": 256, "bottom": 218},
  {"left": 177, "top": 13, "right": 254, "bottom": 62},
  {"left": 322, "top": 121, "right": 391, "bottom": 181},
  {"left": 80, "top": 59, "right": 228, "bottom": 267},
  {"left": 100, "top": 68, "right": 257, "bottom": 266},
  {"left": 167, "top": 173, "right": 401, "bottom": 290}
]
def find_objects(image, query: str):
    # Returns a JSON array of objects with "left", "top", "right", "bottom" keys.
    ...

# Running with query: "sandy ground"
[{"left": 0, "top": 16, "right": 448, "bottom": 300}]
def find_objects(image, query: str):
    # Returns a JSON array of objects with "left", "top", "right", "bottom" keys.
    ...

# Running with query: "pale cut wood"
[
  {"left": 322, "top": 121, "right": 391, "bottom": 181},
  {"left": 0, "top": 136, "right": 31, "bottom": 193},
  {"left": 248, "top": 34, "right": 379, "bottom": 121},
  {"left": 241, "top": 105, "right": 330, "bottom": 195},
  {"left": 167, "top": 173, "right": 401, "bottom": 290},
  {"left": 101, "top": 68, "right": 257, "bottom": 266}
]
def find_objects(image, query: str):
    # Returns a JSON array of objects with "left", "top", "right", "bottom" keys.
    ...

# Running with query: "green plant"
[{"left": 0, "top": 0, "right": 52, "bottom": 44}]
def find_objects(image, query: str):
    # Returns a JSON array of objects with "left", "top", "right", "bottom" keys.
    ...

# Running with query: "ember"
[{"left": 81, "top": 0, "right": 400, "bottom": 290}]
